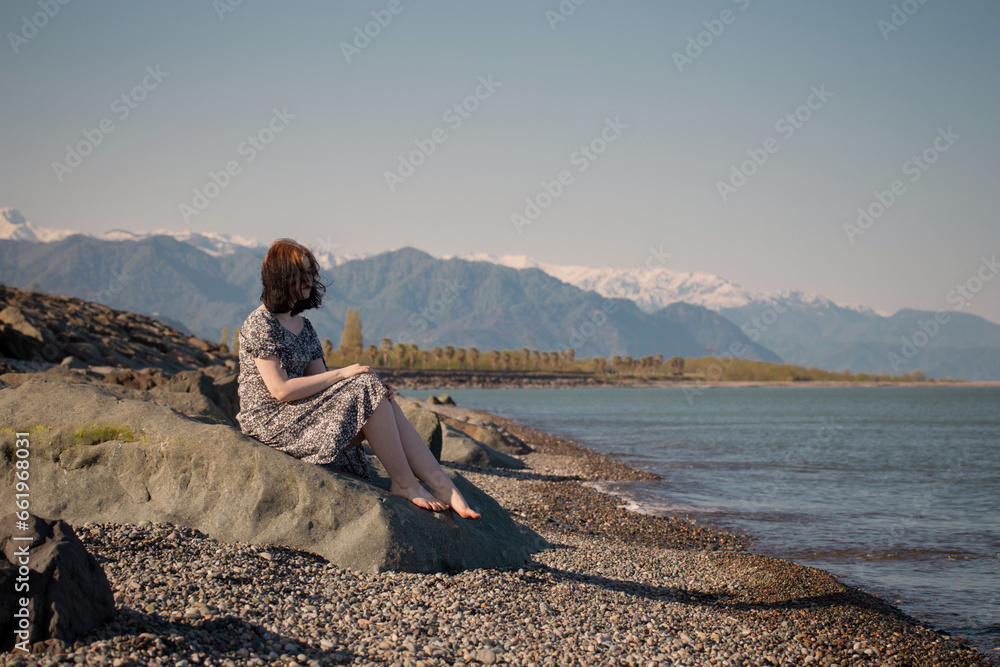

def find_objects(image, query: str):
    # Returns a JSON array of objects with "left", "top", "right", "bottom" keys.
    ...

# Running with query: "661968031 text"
[{"left": 12, "top": 432, "right": 34, "bottom": 653}]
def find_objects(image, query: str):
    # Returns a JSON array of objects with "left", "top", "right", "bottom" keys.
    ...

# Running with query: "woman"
[{"left": 235, "top": 238, "right": 480, "bottom": 519}]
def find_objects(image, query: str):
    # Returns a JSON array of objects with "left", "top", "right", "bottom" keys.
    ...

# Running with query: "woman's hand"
[
  {"left": 343, "top": 363, "right": 376, "bottom": 379},
  {"left": 384, "top": 382, "right": 395, "bottom": 402}
]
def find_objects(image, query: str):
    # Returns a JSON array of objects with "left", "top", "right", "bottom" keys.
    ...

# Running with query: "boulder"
[
  {"left": 399, "top": 402, "right": 443, "bottom": 461},
  {"left": 436, "top": 393, "right": 456, "bottom": 405},
  {"left": 440, "top": 424, "right": 525, "bottom": 470},
  {"left": 0, "top": 369, "right": 232, "bottom": 427},
  {"left": 0, "top": 513, "right": 115, "bottom": 652},
  {"left": 153, "top": 369, "right": 216, "bottom": 397},
  {"left": 441, "top": 416, "right": 533, "bottom": 456},
  {"left": 0, "top": 380, "right": 546, "bottom": 573},
  {"left": 210, "top": 372, "right": 240, "bottom": 426},
  {"left": 151, "top": 369, "right": 236, "bottom": 426},
  {"left": 103, "top": 367, "right": 169, "bottom": 391}
]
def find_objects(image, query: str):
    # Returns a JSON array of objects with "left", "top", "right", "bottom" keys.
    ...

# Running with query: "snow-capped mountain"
[
  {"left": 0, "top": 208, "right": 78, "bottom": 243},
  {"left": 1, "top": 208, "right": 264, "bottom": 257},
  {"left": 0, "top": 208, "right": 892, "bottom": 317},
  {"left": 444, "top": 251, "right": 887, "bottom": 317},
  {"left": 96, "top": 228, "right": 264, "bottom": 257}
]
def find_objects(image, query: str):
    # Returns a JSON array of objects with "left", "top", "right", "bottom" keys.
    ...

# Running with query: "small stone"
[{"left": 476, "top": 648, "right": 497, "bottom": 664}]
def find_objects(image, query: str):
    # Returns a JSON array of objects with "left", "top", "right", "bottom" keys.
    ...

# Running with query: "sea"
[{"left": 418, "top": 385, "right": 999, "bottom": 658}]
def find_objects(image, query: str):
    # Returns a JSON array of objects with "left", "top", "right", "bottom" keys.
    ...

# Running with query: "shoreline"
[
  {"left": 4, "top": 399, "right": 995, "bottom": 665},
  {"left": 378, "top": 369, "right": 1000, "bottom": 390},
  {"left": 411, "top": 395, "right": 998, "bottom": 666}
]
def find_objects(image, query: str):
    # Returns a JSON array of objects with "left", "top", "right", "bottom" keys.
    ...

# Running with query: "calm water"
[{"left": 414, "top": 386, "right": 1000, "bottom": 657}]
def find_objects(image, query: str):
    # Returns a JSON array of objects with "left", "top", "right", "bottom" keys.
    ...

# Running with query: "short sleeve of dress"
[{"left": 241, "top": 313, "right": 281, "bottom": 359}]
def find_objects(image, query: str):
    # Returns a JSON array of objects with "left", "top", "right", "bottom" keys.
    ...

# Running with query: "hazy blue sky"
[{"left": 3, "top": 1, "right": 999, "bottom": 323}]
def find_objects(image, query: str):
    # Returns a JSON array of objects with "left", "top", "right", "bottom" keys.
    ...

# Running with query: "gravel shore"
[{"left": 4, "top": 405, "right": 996, "bottom": 667}]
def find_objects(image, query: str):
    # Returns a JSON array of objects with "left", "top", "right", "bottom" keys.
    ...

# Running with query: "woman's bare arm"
[{"left": 254, "top": 355, "right": 371, "bottom": 402}]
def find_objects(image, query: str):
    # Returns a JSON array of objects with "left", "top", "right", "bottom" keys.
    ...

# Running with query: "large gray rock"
[
  {"left": 0, "top": 513, "right": 115, "bottom": 652},
  {"left": 441, "top": 416, "right": 533, "bottom": 456},
  {"left": 440, "top": 424, "right": 525, "bottom": 470},
  {"left": 0, "top": 380, "right": 546, "bottom": 573},
  {"left": 0, "top": 368, "right": 232, "bottom": 426},
  {"left": 399, "top": 402, "right": 443, "bottom": 461}
]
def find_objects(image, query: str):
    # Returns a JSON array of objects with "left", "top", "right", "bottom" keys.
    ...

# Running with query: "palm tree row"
[{"left": 219, "top": 328, "right": 930, "bottom": 382}]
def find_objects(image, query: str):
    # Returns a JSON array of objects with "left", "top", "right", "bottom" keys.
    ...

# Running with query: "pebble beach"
[{"left": 3, "top": 404, "right": 995, "bottom": 667}]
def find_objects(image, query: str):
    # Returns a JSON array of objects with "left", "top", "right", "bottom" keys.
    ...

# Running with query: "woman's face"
[{"left": 295, "top": 256, "right": 315, "bottom": 301}]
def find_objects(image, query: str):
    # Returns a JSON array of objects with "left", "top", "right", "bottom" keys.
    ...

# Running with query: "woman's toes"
[{"left": 455, "top": 506, "right": 481, "bottom": 520}]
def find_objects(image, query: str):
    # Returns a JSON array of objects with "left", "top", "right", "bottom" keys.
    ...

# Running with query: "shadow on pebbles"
[{"left": 3, "top": 414, "right": 994, "bottom": 667}]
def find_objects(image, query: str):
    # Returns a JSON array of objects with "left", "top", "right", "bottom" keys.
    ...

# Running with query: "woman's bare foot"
[
  {"left": 430, "top": 479, "right": 481, "bottom": 520},
  {"left": 390, "top": 482, "right": 449, "bottom": 512}
]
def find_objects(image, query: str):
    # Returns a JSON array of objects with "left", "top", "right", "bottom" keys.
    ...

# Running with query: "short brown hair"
[{"left": 259, "top": 238, "right": 328, "bottom": 315}]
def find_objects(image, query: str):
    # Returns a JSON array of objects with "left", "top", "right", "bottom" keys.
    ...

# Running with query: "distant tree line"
[{"left": 216, "top": 310, "right": 935, "bottom": 382}]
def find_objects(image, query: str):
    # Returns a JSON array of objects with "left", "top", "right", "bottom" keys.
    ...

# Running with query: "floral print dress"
[{"left": 235, "top": 305, "right": 388, "bottom": 480}]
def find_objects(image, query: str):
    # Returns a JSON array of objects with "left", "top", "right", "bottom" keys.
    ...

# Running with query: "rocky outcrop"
[
  {"left": 395, "top": 399, "right": 527, "bottom": 469},
  {"left": 398, "top": 402, "right": 443, "bottom": 461},
  {"left": 0, "top": 367, "right": 237, "bottom": 427},
  {"left": 0, "top": 284, "right": 231, "bottom": 374},
  {"left": 0, "top": 380, "right": 547, "bottom": 573},
  {"left": 440, "top": 416, "right": 533, "bottom": 456},
  {"left": 0, "top": 513, "right": 115, "bottom": 652},
  {"left": 440, "top": 424, "right": 525, "bottom": 470}
]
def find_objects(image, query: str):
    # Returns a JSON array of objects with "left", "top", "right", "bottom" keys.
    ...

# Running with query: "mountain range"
[{"left": 2, "top": 208, "right": 998, "bottom": 379}]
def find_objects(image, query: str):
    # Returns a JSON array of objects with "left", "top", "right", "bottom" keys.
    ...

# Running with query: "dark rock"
[
  {"left": 0, "top": 284, "right": 226, "bottom": 375},
  {"left": 399, "top": 403, "right": 443, "bottom": 462},
  {"left": 102, "top": 367, "right": 169, "bottom": 391},
  {"left": 436, "top": 393, "right": 456, "bottom": 406},
  {"left": 440, "top": 424, "right": 525, "bottom": 470},
  {"left": 0, "top": 513, "right": 115, "bottom": 652},
  {"left": 210, "top": 372, "right": 240, "bottom": 425},
  {"left": 441, "top": 417, "right": 533, "bottom": 456}
]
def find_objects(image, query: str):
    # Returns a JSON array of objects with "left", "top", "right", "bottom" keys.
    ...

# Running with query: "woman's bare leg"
[
  {"left": 361, "top": 398, "right": 448, "bottom": 512},
  {"left": 390, "top": 400, "right": 482, "bottom": 520}
]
